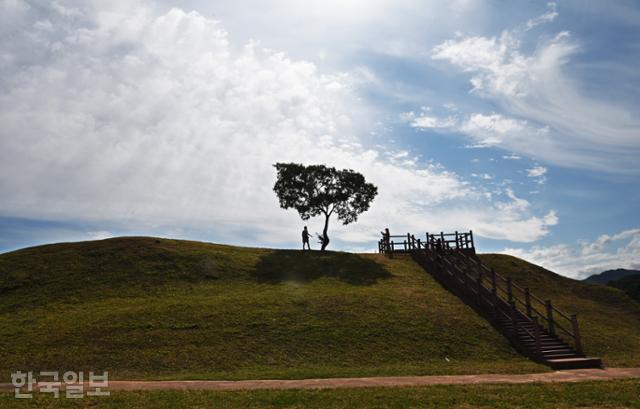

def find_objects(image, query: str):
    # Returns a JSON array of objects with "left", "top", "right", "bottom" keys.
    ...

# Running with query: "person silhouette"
[
  {"left": 302, "top": 226, "right": 311, "bottom": 250},
  {"left": 380, "top": 228, "right": 390, "bottom": 251}
]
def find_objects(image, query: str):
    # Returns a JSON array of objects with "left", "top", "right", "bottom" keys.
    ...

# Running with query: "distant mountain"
[
  {"left": 608, "top": 275, "right": 640, "bottom": 303},
  {"left": 583, "top": 268, "right": 640, "bottom": 284}
]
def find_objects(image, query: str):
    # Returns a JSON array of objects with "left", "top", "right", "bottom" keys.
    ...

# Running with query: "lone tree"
[{"left": 273, "top": 163, "right": 378, "bottom": 251}]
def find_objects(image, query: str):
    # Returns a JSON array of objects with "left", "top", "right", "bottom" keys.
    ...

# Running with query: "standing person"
[
  {"left": 302, "top": 226, "right": 311, "bottom": 250},
  {"left": 380, "top": 228, "right": 390, "bottom": 251}
]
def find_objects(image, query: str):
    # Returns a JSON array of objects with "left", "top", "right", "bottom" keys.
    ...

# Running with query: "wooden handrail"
[
  {"left": 551, "top": 305, "right": 572, "bottom": 322},
  {"left": 443, "top": 247, "right": 580, "bottom": 349},
  {"left": 382, "top": 231, "right": 582, "bottom": 353}
]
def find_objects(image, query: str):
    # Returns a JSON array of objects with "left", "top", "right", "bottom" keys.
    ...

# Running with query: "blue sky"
[{"left": 1, "top": 0, "right": 639, "bottom": 278}]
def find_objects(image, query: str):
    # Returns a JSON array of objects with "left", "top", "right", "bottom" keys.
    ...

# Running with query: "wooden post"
[
  {"left": 411, "top": 234, "right": 415, "bottom": 250},
  {"left": 546, "top": 300, "right": 555, "bottom": 335},
  {"left": 417, "top": 238, "right": 421, "bottom": 250},
  {"left": 455, "top": 230, "right": 459, "bottom": 248},
  {"left": 491, "top": 268, "right": 497, "bottom": 297},
  {"left": 403, "top": 240, "right": 407, "bottom": 251},
  {"left": 507, "top": 277, "right": 513, "bottom": 302},
  {"left": 489, "top": 268, "right": 498, "bottom": 318},
  {"left": 524, "top": 288, "right": 532, "bottom": 317},
  {"left": 571, "top": 314, "right": 583, "bottom": 354},
  {"left": 476, "top": 270, "right": 484, "bottom": 305},
  {"left": 510, "top": 301, "right": 518, "bottom": 337},
  {"left": 390, "top": 241, "right": 395, "bottom": 259},
  {"left": 407, "top": 233, "right": 411, "bottom": 249},
  {"left": 533, "top": 316, "right": 542, "bottom": 356}
]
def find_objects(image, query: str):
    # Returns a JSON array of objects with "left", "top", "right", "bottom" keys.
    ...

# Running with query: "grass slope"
[
  {"left": 1, "top": 380, "right": 639, "bottom": 408},
  {"left": 480, "top": 254, "right": 640, "bottom": 367},
  {"left": 609, "top": 275, "right": 640, "bottom": 303},
  {"left": 0, "top": 238, "right": 542, "bottom": 381}
]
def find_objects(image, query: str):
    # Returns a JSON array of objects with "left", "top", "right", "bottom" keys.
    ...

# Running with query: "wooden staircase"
[{"left": 379, "top": 231, "right": 602, "bottom": 370}]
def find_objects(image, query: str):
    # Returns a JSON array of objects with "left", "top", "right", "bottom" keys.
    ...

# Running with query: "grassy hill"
[
  {"left": 0, "top": 237, "right": 541, "bottom": 381},
  {"left": 583, "top": 268, "right": 640, "bottom": 284},
  {"left": 609, "top": 275, "right": 640, "bottom": 303},
  {"left": 480, "top": 254, "right": 640, "bottom": 367},
  {"left": 0, "top": 238, "right": 638, "bottom": 382}
]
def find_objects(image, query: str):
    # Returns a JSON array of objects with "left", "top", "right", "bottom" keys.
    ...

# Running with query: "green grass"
[
  {"left": 480, "top": 254, "right": 640, "bottom": 367},
  {"left": 2, "top": 238, "right": 640, "bottom": 383},
  {"left": 0, "top": 237, "right": 543, "bottom": 381},
  {"left": 0, "top": 380, "right": 638, "bottom": 408},
  {"left": 609, "top": 275, "right": 640, "bottom": 303}
]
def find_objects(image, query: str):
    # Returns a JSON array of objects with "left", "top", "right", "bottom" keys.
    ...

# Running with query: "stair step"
[
  {"left": 540, "top": 348, "right": 575, "bottom": 354},
  {"left": 521, "top": 342, "right": 568, "bottom": 347},
  {"left": 520, "top": 337, "right": 566, "bottom": 342},
  {"left": 518, "top": 338, "right": 561, "bottom": 343},
  {"left": 546, "top": 357, "right": 602, "bottom": 370},
  {"left": 522, "top": 342, "right": 567, "bottom": 347},
  {"left": 542, "top": 352, "right": 583, "bottom": 359},
  {"left": 525, "top": 346, "right": 568, "bottom": 351},
  {"left": 520, "top": 334, "right": 557, "bottom": 338},
  {"left": 498, "top": 318, "right": 538, "bottom": 323}
]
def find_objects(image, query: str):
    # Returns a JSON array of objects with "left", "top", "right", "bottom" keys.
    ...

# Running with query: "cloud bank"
[
  {"left": 430, "top": 4, "right": 640, "bottom": 173},
  {"left": 0, "top": 0, "right": 559, "bottom": 250},
  {"left": 503, "top": 228, "right": 640, "bottom": 279}
]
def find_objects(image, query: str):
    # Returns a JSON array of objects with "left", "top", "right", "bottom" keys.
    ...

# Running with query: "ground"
[
  {"left": 1, "top": 237, "right": 640, "bottom": 407},
  {"left": 0, "top": 237, "right": 545, "bottom": 381},
  {"left": 0, "top": 380, "right": 639, "bottom": 408}
]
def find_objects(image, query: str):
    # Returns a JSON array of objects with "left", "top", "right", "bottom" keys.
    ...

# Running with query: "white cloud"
[
  {"left": 526, "top": 166, "right": 547, "bottom": 185},
  {"left": 405, "top": 111, "right": 556, "bottom": 160},
  {"left": 0, "top": 0, "right": 558, "bottom": 250},
  {"left": 401, "top": 109, "right": 457, "bottom": 129},
  {"left": 431, "top": 9, "right": 640, "bottom": 173},
  {"left": 503, "top": 228, "right": 640, "bottom": 279},
  {"left": 411, "top": 115, "right": 457, "bottom": 129},
  {"left": 471, "top": 173, "right": 493, "bottom": 180},
  {"left": 502, "top": 153, "right": 521, "bottom": 160},
  {"left": 455, "top": 189, "right": 559, "bottom": 243},
  {"left": 432, "top": 30, "right": 531, "bottom": 98},
  {"left": 460, "top": 113, "right": 531, "bottom": 146},
  {"left": 87, "top": 231, "right": 115, "bottom": 240},
  {"left": 525, "top": 2, "right": 558, "bottom": 31},
  {"left": 526, "top": 166, "right": 547, "bottom": 177}
]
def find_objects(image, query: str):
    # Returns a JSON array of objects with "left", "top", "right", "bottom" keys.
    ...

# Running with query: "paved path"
[{"left": 1, "top": 368, "right": 639, "bottom": 392}]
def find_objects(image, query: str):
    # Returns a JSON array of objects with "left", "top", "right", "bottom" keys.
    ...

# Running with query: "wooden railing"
[
  {"left": 380, "top": 231, "right": 583, "bottom": 357},
  {"left": 378, "top": 231, "right": 475, "bottom": 254},
  {"left": 445, "top": 249, "right": 583, "bottom": 355}
]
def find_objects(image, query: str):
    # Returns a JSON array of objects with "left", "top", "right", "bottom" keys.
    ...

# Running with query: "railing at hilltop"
[{"left": 378, "top": 231, "right": 475, "bottom": 255}]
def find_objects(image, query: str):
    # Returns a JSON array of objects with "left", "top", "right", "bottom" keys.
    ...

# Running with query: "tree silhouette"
[{"left": 273, "top": 163, "right": 378, "bottom": 251}]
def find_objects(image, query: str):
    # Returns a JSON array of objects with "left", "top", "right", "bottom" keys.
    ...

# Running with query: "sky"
[{"left": 1, "top": 0, "right": 639, "bottom": 279}]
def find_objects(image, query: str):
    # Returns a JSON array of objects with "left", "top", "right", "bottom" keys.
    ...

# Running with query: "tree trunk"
[{"left": 321, "top": 214, "right": 330, "bottom": 251}]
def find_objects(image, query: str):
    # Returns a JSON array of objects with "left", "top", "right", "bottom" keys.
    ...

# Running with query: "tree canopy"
[{"left": 273, "top": 163, "right": 378, "bottom": 250}]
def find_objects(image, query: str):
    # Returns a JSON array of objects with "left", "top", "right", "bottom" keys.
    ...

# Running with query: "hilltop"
[
  {"left": 583, "top": 268, "right": 640, "bottom": 284},
  {"left": 608, "top": 275, "right": 640, "bottom": 303},
  {"left": 1, "top": 237, "right": 639, "bottom": 381}
]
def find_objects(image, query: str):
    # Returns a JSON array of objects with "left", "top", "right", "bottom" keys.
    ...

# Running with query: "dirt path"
[{"left": 1, "top": 368, "right": 639, "bottom": 392}]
